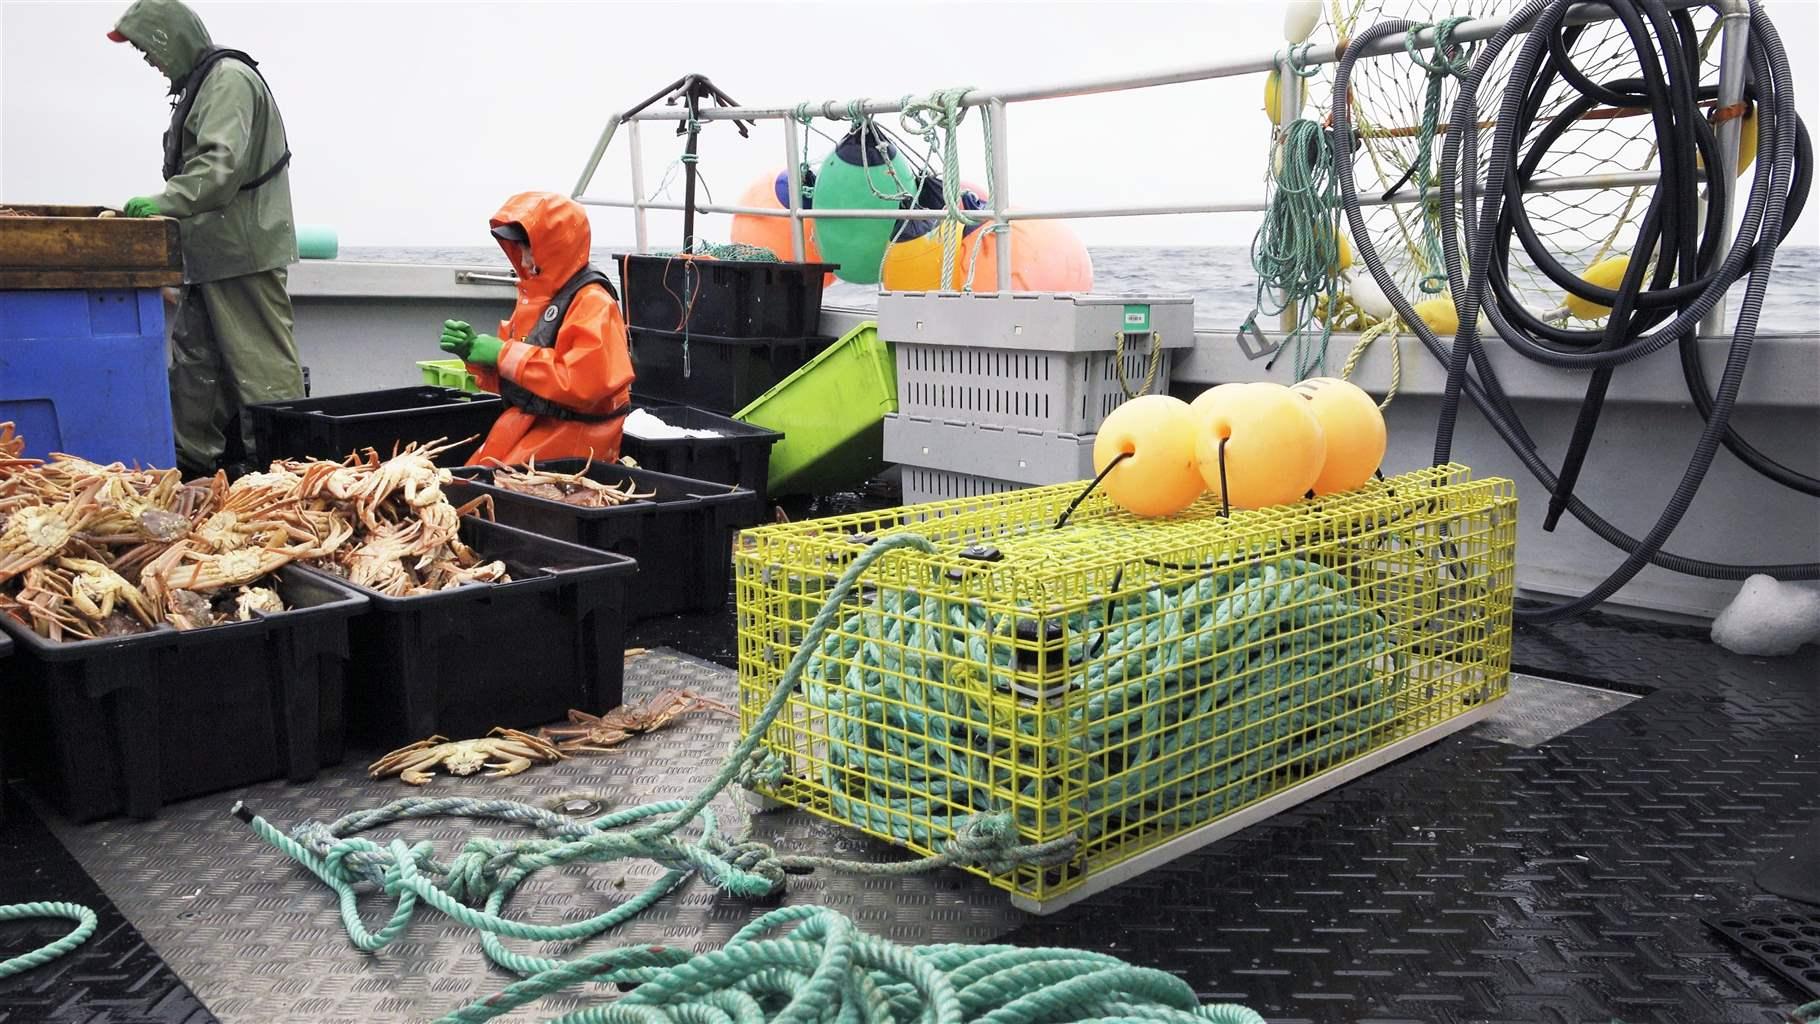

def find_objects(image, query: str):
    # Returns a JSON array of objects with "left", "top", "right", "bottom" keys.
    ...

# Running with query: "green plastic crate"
[
  {"left": 417, "top": 358, "right": 480, "bottom": 393},
  {"left": 734, "top": 322, "right": 896, "bottom": 496}
]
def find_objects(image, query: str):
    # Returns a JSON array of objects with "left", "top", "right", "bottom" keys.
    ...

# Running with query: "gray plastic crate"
[
  {"left": 879, "top": 292, "right": 1194, "bottom": 435},
  {"left": 884, "top": 413, "right": 1094, "bottom": 504}
]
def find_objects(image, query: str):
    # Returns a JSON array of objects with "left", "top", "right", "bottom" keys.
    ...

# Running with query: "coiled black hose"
[{"left": 1330, "top": 0, "right": 1817, "bottom": 622}]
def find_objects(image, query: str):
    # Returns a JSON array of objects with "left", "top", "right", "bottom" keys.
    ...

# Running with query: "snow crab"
[
  {"left": 368, "top": 728, "right": 566, "bottom": 785},
  {"left": 541, "top": 689, "right": 735, "bottom": 755}
]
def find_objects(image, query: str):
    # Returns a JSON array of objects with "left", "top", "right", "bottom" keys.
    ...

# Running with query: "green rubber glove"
[
  {"left": 121, "top": 196, "right": 160, "bottom": 218},
  {"left": 439, "top": 320, "right": 478, "bottom": 359},
  {"left": 466, "top": 335, "right": 503, "bottom": 368}
]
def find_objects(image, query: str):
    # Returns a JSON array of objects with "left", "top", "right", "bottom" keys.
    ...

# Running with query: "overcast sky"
[{"left": 4, "top": 0, "right": 1817, "bottom": 249}]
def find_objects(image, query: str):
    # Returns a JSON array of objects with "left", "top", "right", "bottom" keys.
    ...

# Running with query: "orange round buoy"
[
  {"left": 1290, "top": 377, "right": 1386, "bottom": 494},
  {"left": 729, "top": 170, "right": 832, "bottom": 284},
  {"left": 1091, "top": 395, "right": 1205, "bottom": 518},
  {"left": 1188, "top": 383, "right": 1249, "bottom": 423},
  {"left": 1190, "top": 382, "right": 1327, "bottom": 509}
]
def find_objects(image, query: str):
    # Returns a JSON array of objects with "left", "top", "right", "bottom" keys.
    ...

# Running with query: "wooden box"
[{"left": 0, "top": 204, "right": 183, "bottom": 290}]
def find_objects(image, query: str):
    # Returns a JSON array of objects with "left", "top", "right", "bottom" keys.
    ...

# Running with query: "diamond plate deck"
[
  {"left": 1468, "top": 674, "right": 1638, "bottom": 748},
  {"left": 41, "top": 649, "right": 1025, "bottom": 1024}
]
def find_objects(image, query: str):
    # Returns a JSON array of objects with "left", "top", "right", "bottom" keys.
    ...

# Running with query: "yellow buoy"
[
  {"left": 1263, "top": 69, "right": 1308, "bottom": 126},
  {"left": 1413, "top": 296, "right": 1460, "bottom": 335},
  {"left": 1565, "top": 255, "right": 1631, "bottom": 320},
  {"left": 1190, "top": 383, "right": 1327, "bottom": 510},
  {"left": 1739, "top": 104, "right": 1760, "bottom": 175},
  {"left": 1290, "top": 377, "right": 1387, "bottom": 495},
  {"left": 1696, "top": 103, "right": 1759, "bottom": 178},
  {"left": 1091, "top": 395, "right": 1206, "bottom": 518},
  {"left": 1333, "top": 231, "right": 1353, "bottom": 275}
]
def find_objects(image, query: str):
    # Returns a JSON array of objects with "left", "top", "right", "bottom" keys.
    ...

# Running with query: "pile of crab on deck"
[{"left": 0, "top": 423, "right": 507, "bottom": 641}]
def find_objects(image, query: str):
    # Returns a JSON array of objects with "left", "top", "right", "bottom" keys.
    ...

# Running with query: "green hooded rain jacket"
[{"left": 113, "top": 0, "right": 297, "bottom": 284}]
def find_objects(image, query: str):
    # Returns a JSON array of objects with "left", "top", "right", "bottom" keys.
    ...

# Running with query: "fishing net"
[{"left": 1305, "top": 0, "right": 1723, "bottom": 322}]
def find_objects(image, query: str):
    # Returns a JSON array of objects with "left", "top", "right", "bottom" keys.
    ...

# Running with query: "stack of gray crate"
[{"left": 879, "top": 291, "right": 1195, "bottom": 503}]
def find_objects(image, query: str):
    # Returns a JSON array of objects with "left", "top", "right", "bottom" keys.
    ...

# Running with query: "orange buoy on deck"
[
  {"left": 1290, "top": 377, "right": 1387, "bottom": 495},
  {"left": 1091, "top": 395, "right": 1205, "bottom": 517},
  {"left": 1190, "top": 382, "right": 1326, "bottom": 509}
]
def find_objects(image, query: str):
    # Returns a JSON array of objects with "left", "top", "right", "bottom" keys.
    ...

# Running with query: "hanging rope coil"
[
  {"left": 1399, "top": 16, "right": 1475, "bottom": 294},
  {"left": 1247, "top": 118, "right": 1344, "bottom": 379},
  {"left": 900, "top": 87, "right": 986, "bottom": 292}
]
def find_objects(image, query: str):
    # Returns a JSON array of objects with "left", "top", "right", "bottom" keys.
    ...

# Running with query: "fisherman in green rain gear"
[{"left": 109, "top": 0, "right": 304, "bottom": 479}]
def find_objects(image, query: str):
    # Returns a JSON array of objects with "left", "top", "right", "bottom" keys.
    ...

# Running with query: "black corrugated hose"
[{"left": 1330, "top": 0, "right": 1816, "bottom": 623}]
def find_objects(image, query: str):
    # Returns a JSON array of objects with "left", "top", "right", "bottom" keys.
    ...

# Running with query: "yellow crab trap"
[{"left": 733, "top": 465, "right": 1516, "bottom": 911}]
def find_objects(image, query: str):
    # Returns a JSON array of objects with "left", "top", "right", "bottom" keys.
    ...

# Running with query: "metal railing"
[{"left": 570, "top": 0, "right": 1749, "bottom": 333}]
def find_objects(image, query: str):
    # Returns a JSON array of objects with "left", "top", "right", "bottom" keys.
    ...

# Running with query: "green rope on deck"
[
  {"left": 438, "top": 904, "right": 1266, "bottom": 1024},
  {"left": 0, "top": 902, "right": 97, "bottom": 979},
  {"left": 1245, "top": 117, "right": 1342, "bottom": 380},
  {"left": 802, "top": 556, "right": 1401, "bottom": 850},
  {"left": 237, "top": 535, "right": 1244, "bottom": 1023}
]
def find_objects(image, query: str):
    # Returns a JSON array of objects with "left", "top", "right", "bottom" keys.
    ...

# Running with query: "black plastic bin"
[
  {"left": 449, "top": 461, "right": 757, "bottom": 621},
  {"left": 614, "top": 254, "right": 836, "bottom": 338},
  {"left": 0, "top": 569, "right": 367, "bottom": 822},
  {"left": 628, "top": 327, "right": 832, "bottom": 415},
  {"left": 248, "top": 386, "right": 502, "bottom": 467},
  {"left": 621, "top": 402, "right": 784, "bottom": 511},
  {"left": 315, "top": 517, "right": 637, "bottom": 748}
]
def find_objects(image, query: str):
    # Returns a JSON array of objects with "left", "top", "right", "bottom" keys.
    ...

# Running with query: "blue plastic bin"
[{"left": 0, "top": 288, "right": 176, "bottom": 466}]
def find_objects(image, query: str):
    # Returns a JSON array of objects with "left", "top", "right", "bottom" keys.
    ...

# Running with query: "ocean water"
[{"left": 342, "top": 244, "right": 1820, "bottom": 332}]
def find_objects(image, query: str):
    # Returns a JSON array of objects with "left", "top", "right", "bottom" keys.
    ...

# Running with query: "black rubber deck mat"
[
  {"left": 0, "top": 793, "right": 217, "bottom": 1024},
  {"left": 1707, "top": 906, "right": 1820, "bottom": 1000},
  {"left": 1758, "top": 816, "right": 1820, "bottom": 908}
]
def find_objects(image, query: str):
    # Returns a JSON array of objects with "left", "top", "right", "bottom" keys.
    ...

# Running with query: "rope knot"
[
  {"left": 443, "top": 838, "right": 510, "bottom": 905},
  {"left": 940, "top": 813, "right": 1079, "bottom": 876},
  {"left": 694, "top": 838, "right": 788, "bottom": 898}
]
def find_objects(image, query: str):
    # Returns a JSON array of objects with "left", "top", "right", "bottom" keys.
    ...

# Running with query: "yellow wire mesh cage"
[{"left": 734, "top": 465, "right": 1516, "bottom": 909}]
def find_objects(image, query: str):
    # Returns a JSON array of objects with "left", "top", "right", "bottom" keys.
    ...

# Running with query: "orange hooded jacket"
[{"left": 466, "top": 192, "right": 635, "bottom": 466}]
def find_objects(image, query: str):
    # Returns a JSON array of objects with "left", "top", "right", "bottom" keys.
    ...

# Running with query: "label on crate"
[{"left": 1122, "top": 304, "right": 1151, "bottom": 331}]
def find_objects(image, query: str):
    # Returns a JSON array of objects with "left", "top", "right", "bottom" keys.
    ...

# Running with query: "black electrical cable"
[{"left": 1330, "top": 0, "right": 1818, "bottom": 623}]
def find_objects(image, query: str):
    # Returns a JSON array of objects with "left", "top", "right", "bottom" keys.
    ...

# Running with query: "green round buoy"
[
  {"left": 297, "top": 225, "right": 338, "bottom": 260},
  {"left": 813, "top": 126, "right": 911, "bottom": 285}
]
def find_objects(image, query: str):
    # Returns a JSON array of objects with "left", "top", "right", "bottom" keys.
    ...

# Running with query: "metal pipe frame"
[
  {"left": 594, "top": 0, "right": 1706, "bottom": 128},
  {"left": 570, "top": 0, "right": 1729, "bottom": 312},
  {"left": 575, "top": 168, "right": 1695, "bottom": 221},
  {"left": 1700, "top": 0, "right": 1751, "bottom": 336}
]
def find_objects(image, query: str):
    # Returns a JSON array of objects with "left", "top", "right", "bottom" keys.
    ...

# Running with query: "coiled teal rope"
[
  {"left": 1246, "top": 117, "right": 1342, "bottom": 380},
  {"left": 437, "top": 904, "right": 1265, "bottom": 1024},
  {"left": 0, "top": 902, "right": 97, "bottom": 979},
  {"left": 803, "top": 556, "right": 1400, "bottom": 848}
]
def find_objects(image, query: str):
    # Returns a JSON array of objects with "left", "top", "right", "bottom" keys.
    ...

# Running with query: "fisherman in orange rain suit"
[{"left": 437, "top": 192, "right": 634, "bottom": 466}]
